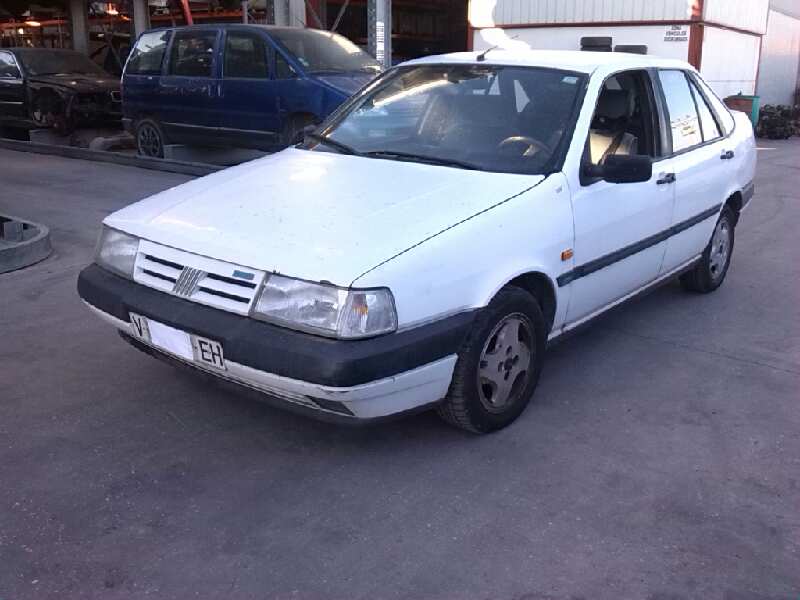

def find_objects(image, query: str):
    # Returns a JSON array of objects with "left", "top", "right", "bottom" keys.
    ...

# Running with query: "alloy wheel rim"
[
  {"left": 477, "top": 313, "right": 534, "bottom": 413},
  {"left": 709, "top": 218, "right": 730, "bottom": 280},
  {"left": 138, "top": 124, "right": 161, "bottom": 157}
]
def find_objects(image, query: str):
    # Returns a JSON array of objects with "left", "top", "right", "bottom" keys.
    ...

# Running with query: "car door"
[
  {"left": 563, "top": 69, "right": 676, "bottom": 325},
  {"left": 122, "top": 29, "right": 172, "bottom": 126},
  {"left": 0, "top": 51, "right": 26, "bottom": 122},
  {"left": 656, "top": 69, "right": 732, "bottom": 273},
  {"left": 217, "top": 28, "right": 280, "bottom": 147},
  {"left": 159, "top": 28, "right": 220, "bottom": 140}
]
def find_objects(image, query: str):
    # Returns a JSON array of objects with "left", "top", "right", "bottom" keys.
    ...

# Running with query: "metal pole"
[
  {"left": 68, "top": 0, "right": 89, "bottom": 53},
  {"left": 242, "top": 0, "right": 248, "bottom": 23},
  {"left": 132, "top": 0, "right": 151, "bottom": 37},
  {"left": 367, "top": 0, "right": 391, "bottom": 68}
]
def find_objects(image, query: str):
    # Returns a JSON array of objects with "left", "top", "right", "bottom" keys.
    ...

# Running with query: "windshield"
[
  {"left": 15, "top": 50, "right": 107, "bottom": 76},
  {"left": 270, "top": 28, "right": 381, "bottom": 74},
  {"left": 309, "top": 64, "right": 586, "bottom": 175}
]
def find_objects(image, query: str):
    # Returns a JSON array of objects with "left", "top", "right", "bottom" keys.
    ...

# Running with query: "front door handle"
[
  {"left": 720, "top": 150, "right": 735, "bottom": 160},
  {"left": 656, "top": 172, "right": 676, "bottom": 185}
]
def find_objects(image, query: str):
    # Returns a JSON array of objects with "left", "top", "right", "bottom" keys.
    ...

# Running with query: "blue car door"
[
  {"left": 217, "top": 28, "right": 280, "bottom": 146},
  {"left": 158, "top": 28, "right": 220, "bottom": 137}
]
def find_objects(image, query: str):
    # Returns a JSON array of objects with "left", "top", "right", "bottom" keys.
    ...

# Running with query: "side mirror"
[
  {"left": 586, "top": 154, "right": 652, "bottom": 184},
  {"left": 297, "top": 123, "right": 317, "bottom": 145}
]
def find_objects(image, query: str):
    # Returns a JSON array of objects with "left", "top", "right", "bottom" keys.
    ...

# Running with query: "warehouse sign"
[{"left": 664, "top": 25, "right": 689, "bottom": 42}]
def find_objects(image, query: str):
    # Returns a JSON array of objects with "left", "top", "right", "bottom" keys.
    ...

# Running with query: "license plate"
[{"left": 129, "top": 313, "right": 226, "bottom": 371}]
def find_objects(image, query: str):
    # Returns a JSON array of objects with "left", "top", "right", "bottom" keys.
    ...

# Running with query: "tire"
[
  {"left": 437, "top": 287, "right": 547, "bottom": 433},
  {"left": 680, "top": 204, "right": 736, "bottom": 293},
  {"left": 282, "top": 113, "right": 316, "bottom": 147},
  {"left": 135, "top": 118, "right": 167, "bottom": 158}
]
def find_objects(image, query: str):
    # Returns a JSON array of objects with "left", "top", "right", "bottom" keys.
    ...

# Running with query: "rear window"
[
  {"left": 269, "top": 28, "right": 380, "bottom": 74},
  {"left": 692, "top": 73, "right": 735, "bottom": 135},
  {"left": 126, "top": 31, "right": 170, "bottom": 76},
  {"left": 14, "top": 50, "right": 106, "bottom": 76}
]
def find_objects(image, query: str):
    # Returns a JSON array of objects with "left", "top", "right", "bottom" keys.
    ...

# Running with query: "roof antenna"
[
  {"left": 476, "top": 45, "right": 498, "bottom": 62},
  {"left": 476, "top": 35, "right": 519, "bottom": 62}
]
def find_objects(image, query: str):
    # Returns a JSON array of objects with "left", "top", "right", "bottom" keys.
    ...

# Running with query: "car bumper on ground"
[{"left": 77, "top": 264, "right": 473, "bottom": 422}]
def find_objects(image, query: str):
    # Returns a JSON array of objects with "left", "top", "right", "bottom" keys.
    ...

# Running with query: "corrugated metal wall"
[
  {"left": 469, "top": 0, "right": 692, "bottom": 27},
  {"left": 703, "top": 0, "right": 769, "bottom": 35},
  {"left": 700, "top": 26, "right": 761, "bottom": 97},
  {"left": 757, "top": 9, "right": 800, "bottom": 105}
]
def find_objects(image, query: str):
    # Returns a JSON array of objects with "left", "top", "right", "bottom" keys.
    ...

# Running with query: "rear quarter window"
[
  {"left": 692, "top": 74, "right": 735, "bottom": 135},
  {"left": 126, "top": 31, "right": 171, "bottom": 75}
]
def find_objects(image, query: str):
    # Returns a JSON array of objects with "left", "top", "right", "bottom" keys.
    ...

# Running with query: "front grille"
[{"left": 134, "top": 241, "right": 264, "bottom": 315}]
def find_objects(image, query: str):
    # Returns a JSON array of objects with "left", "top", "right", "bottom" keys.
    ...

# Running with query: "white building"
[{"left": 469, "top": 0, "right": 799, "bottom": 105}]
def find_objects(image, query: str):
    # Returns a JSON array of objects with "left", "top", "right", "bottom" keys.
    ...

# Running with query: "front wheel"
[
  {"left": 437, "top": 287, "right": 547, "bottom": 433},
  {"left": 680, "top": 204, "right": 735, "bottom": 293},
  {"left": 135, "top": 119, "right": 166, "bottom": 158}
]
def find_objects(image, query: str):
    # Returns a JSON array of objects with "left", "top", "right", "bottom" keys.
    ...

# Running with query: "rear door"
[
  {"left": 217, "top": 28, "right": 280, "bottom": 146},
  {"left": 159, "top": 28, "right": 220, "bottom": 139},
  {"left": 0, "top": 51, "right": 26, "bottom": 121},
  {"left": 655, "top": 69, "right": 732, "bottom": 273}
]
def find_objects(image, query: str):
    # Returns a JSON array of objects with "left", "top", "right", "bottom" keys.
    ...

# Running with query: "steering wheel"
[{"left": 497, "top": 135, "right": 551, "bottom": 157}]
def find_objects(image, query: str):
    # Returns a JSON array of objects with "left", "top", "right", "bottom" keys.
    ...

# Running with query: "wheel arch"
[
  {"left": 496, "top": 271, "right": 558, "bottom": 333},
  {"left": 725, "top": 190, "right": 743, "bottom": 225}
]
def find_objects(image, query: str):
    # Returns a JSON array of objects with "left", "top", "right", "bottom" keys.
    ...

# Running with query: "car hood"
[
  {"left": 28, "top": 74, "right": 119, "bottom": 93},
  {"left": 106, "top": 148, "right": 543, "bottom": 286},
  {"left": 315, "top": 72, "right": 376, "bottom": 95}
]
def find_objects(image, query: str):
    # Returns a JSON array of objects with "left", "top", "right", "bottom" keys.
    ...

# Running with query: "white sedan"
[{"left": 78, "top": 50, "right": 756, "bottom": 433}]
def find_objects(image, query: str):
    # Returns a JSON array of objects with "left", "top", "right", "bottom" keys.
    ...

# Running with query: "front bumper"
[{"left": 77, "top": 264, "right": 473, "bottom": 421}]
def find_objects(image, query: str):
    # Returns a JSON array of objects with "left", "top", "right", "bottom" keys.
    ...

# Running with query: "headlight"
[
  {"left": 251, "top": 274, "right": 397, "bottom": 339},
  {"left": 94, "top": 226, "right": 138, "bottom": 279}
]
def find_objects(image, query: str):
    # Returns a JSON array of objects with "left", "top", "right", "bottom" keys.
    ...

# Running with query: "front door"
[
  {"left": 0, "top": 51, "right": 26, "bottom": 122},
  {"left": 217, "top": 29, "right": 280, "bottom": 147},
  {"left": 564, "top": 69, "right": 675, "bottom": 325},
  {"left": 159, "top": 28, "right": 220, "bottom": 141}
]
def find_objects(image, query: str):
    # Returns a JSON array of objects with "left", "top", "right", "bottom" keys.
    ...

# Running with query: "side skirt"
[{"left": 547, "top": 255, "right": 701, "bottom": 344}]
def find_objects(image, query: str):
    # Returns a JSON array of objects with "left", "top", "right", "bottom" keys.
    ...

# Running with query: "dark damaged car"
[{"left": 0, "top": 48, "right": 121, "bottom": 134}]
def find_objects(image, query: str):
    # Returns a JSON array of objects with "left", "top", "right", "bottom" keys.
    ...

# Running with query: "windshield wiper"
[
  {"left": 305, "top": 132, "right": 361, "bottom": 156},
  {"left": 364, "top": 150, "right": 481, "bottom": 171}
]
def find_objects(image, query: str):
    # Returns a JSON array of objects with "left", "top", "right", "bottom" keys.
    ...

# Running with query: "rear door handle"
[
  {"left": 720, "top": 150, "right": 735, "bottom": 160},
  {"left": 656, "top": 173, "right": 676, "bottom": 185}
]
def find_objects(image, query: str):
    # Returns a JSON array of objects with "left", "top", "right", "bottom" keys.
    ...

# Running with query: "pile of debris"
[{"left": 756, "top": 104, "right": 799, "bottom": 139}]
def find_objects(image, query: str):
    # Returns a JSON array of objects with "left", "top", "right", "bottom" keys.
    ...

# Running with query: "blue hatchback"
[{"left": 122, "top": 24, "right": 381, "bottom": 157}]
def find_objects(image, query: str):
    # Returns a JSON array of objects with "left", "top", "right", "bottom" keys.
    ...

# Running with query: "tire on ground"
[
  {"left": 679, "top": 204, "right": 736, "bottom": 293},
  {"left": 437, "top": 286, "right": 547, "bottom": 433},
  {"left": 135, "top": 118, "right": 167, "bottom": 158}
]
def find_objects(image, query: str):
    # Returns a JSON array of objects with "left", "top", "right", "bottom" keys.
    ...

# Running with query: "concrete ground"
[{"left": 0, "top": 142, "right": 798, "bottom": 600}]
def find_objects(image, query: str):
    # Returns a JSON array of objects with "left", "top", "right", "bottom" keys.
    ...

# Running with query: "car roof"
[
  {"left": 144, "top": 24, "right": 329, "bottom": 35},
  {"left": 5, "top": 47, "right": 83, "bottom": 54},
  {"left": 404, "top": 49, "right": 693, "bottom": 75}
]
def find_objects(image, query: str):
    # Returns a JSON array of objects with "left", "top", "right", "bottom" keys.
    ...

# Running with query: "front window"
[
  {"left": 14, "top": 50, "right": 106, "bottom": 76},
  {"left": 269, "top": 28, "right": 380, "bottom": 74},
  {"left": 309, "top": 64, "right": 586, "bottom": 175}
]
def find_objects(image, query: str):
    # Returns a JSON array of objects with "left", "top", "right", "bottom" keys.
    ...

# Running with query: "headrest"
[{"left": 596, "top": 89, "right": 632, "bottom": 120}]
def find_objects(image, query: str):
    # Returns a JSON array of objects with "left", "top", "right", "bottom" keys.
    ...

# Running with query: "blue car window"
[
  {"left": 224, "top": 32, "right": 269, "bottom": 79},
  {"left": 168, "top": 30, "right": 217, "bottom": 77},
  {"left": 127, "top": 30, "right": 170, "bottom": 75},
  {"left": 275, "top": 52, "right": 297, "bottom": 79}
]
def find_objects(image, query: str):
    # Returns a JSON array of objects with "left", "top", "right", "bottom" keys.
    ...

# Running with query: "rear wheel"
[
  {"left": 437, "top": 287, "right": 547, "bottom": 433},
  {"left": 135, "top": 118, "right": 166, "bottom": 158},
  {"left": 680, "top": 205, "right": 735, "bottom": 293}
]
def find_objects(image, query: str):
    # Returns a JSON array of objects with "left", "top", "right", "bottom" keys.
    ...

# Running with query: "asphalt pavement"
[{"left": 0, "top": 142, "right": 798, "bottom": 600}]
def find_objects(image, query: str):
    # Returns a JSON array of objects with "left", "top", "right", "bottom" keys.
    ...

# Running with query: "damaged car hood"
[
  {"left": 28, "top": 74, "right": 119, "bottom": 93},
  {"left": 105, "top": 148, "right": 542, "bottom": 286}
]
